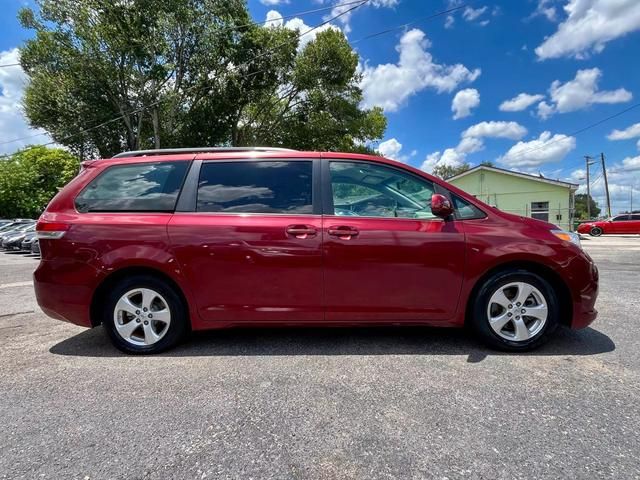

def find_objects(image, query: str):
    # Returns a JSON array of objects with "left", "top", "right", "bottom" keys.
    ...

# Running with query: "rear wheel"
[
  {"left": 590, "top": 226, "right": 603, "bottom": 237},
  {"left": 470, "top": 270, "right": 559, "bottom": 351},
  {"left": 102, "top": 275, "right": 188, "bottom": 354}
]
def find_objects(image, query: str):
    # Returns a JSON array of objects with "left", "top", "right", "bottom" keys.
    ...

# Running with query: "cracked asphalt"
[{"left": 0, "top": 236, "right": 639, "bottom": 479}]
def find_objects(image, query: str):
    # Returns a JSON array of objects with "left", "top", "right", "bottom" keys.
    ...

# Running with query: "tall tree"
[
  {"left": 19, "top": 0, "right": 385, "bottom": 158},
  {"left": 574, "top": 193, "right": 601, "bottom": 220}
]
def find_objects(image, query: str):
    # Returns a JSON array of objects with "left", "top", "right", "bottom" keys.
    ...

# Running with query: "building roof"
[{"left": 448, "top": 165, "right": 579, "bottom": 190}]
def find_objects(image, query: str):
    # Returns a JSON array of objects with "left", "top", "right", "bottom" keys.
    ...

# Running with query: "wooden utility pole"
[
  {"left": 585, "top": 155, "right": 594, "bottom": 219},
  {"left": 601, "top": 152, "right": 612, "bottom": 218}
]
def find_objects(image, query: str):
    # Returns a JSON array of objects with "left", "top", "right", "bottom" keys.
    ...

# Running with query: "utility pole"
[
  {"left": 585, "top": 155, "right": 595, "bottom": 219},
  {"left": 601, "top": 152, "right": 612, "bottom": 218}
]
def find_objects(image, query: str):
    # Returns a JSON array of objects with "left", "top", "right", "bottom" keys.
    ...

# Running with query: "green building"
[{"left": 448, "top": 165, "right": 578, "bottom": 231}]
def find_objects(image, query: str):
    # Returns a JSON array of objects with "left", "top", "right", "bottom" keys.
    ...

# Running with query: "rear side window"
[
  {"left": 75, "top": 161, "right": 188, "bottom": 213},
  {"left": 197, "top": 161, "right": 313, "bottom": 214}
]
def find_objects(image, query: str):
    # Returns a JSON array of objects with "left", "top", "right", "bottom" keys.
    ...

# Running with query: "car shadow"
[{"left": 49, "top": 325, "right": 615, "bottom": 363}]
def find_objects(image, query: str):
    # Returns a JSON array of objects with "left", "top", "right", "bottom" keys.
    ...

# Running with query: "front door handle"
[
  {"left": 328, "top": 225, "right": 359, "bottom": 239},
  {"left": 286, "top": 225, "right": 318, "bottom": 239}
]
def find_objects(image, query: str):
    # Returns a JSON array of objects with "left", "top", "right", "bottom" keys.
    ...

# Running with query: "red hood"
[{"left": 494, "top": 209, "right": 559, "bottom": 231}]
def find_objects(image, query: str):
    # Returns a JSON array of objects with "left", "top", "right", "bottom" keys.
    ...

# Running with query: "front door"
[
  {"left": 321, "top": 159, "right": 466, "bottom": 322},
  {"left": 169, "top": 158, "right": 324, "bottom": 323}
]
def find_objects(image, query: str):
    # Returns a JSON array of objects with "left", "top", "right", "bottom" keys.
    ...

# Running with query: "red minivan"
[{"left": 34, "top": 147, "right": 598, "bottom": 354}]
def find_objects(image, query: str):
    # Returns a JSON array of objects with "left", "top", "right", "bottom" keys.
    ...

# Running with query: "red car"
[
  {"left": 34, "top": 147, "right": 598, "bottom": 354},
  {"left": 577, "top": 214, "right": 640, "bottom": 236}
]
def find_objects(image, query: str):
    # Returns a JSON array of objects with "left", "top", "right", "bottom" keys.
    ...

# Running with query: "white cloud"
[
  {"left": 422, "top": 121, "right": 527, "bottom": 173},
  {"left": 360, "top": 29, "right": 480, "bottom": 112},
  {"left": 462, "top": 6, "right": 488, "bottom": 21},
  {"left": 537, "top": 68, "right": 632, "bottom": 119},
  {"left": 608, "top": 123, "right": 640, "bottom": 145},
  {"left": 498, "top": 131, "right": 576, "bottom": 167},
  {"left": 265, "top": 10, "right": 340, "bottom": 49},
  {"left": 451, "top": 88, "right": 480, "bottom": 119},
  {"left": 420, "top": 148, "right": 465, "bottom": 173},
  {"left": 0, "top": 48, "right": 52, "bottom": 155},
  {"left": 499, "top": 93, "right": 545, "bottom": 112},
  {"left": 444, "top": 15, "right": 455, "bottom": 28},
  {"left": 535, "top": 0, "right": 640, "bottom": 59},
  {"left": 377, "top": 138, "right": 406, "bottom": 162},
  {"left": 260, "top": 0, "right": 289, "bottom": 5},
  {"left": 462, "top": 121, "right": 527, "bottom": 140},
  {"left": 531, "top": 0, "right": 559, "bottom": 21}
]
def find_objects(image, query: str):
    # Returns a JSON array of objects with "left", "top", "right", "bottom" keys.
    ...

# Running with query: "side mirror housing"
[{"left": 431, "top": 193, "right": 454, "bottom": 219}]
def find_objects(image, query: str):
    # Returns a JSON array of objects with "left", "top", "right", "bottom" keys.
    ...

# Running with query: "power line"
[
  {"left": 0, "top": 0, "right": 371, "bottom": 69},
  {"left": 0, "top": 0, "right": 371, "bottom": 156},
  {"left": 351, "top": 4, "right": 466, "bottom": 44},
  {"left": 505, "top": 102, "right": 640, "bottom": 162}
]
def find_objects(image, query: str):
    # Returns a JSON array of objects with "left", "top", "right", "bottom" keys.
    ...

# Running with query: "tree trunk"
[{"left": 152, "top": 108, "right": 161, "bottom": 149}]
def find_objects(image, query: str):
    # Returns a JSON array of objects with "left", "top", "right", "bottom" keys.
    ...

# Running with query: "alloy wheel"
[
  {"left": 486, "top": 282, "right": 548, "bottom": 342},
  {"left": 113, "top": 288, "right": 171, "bottom": 346}
]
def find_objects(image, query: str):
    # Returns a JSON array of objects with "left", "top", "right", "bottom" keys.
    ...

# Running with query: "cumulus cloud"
[
  {"left": 265, "top": 10, "right": 340, "bottom": 49},
  {"left": 536, "top": 68, "right": 632, "bottom": 119},
  {"left": 260, "top": 0, "right": 289, "bottom": 5},
  {"left": 451, "top": 88, "right": 480, "bottom": 119},
  {"left": 0, "top": 48, "right": 52, "bottom": 155},
  {"left": 498, "top": 131, "right": 576, "bottom": 167},
  {"left": 608, "top": 123, "right": 640, "bottom": 150},
  {"left": 462, "top": 6, "right": 488, "bottom": 22},
  {"left": 360, "top": 29, "right": 480, "bottom": 112},
  {"left": 462, "top": 121, "right": 527, "bottom": 140},
  {"left": 535, "top": 0, "right": 640, "bottom": 59},
  {"left": 421, "top": 121, "right": 527, "bottom": 173},
  {"left": 377, "top": 138, "right": 406, "bottom": 162},
  {"left": 499, "top": 93, "right": 545, "bottom": 112}
]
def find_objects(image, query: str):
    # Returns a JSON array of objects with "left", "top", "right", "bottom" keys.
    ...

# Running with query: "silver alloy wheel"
[
  {"left": 113, "top": 288, "right": 171, "bottom": 346},
  {"left": 486, "top": 282, "right": 548, "bottom": 342}
]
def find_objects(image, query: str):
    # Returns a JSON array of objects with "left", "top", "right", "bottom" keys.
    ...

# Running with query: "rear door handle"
[
  {"left": 286, "top": 225, "right": 318, "bottom": 239},
  {"left": 328, "top": 226, "right": 359, "bottom": 239}
]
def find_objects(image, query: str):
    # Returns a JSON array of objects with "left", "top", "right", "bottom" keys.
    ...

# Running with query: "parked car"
[
  {"left": 34, "top": 147, "right": 598, "bottom": 354},
  {"left": 577, "top": 214, "right": 640, "bottom": 236},
  {"left": 1, "top": 224, "right": 36, "bottom": 250},
  {"left": 0, "top": 219, "right": 33, "bottom": 234},
  {"left": 31, "top": 238, "right": 40, "bottom": 256},
  {"left": 0, "top": 222, "right": 35, "bottom": 247},
  {"left": 20, "top": 231, "right": 38, "bottom": 252}
]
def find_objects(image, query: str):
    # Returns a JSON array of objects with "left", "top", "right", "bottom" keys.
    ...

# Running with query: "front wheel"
[
  {"left": 590, "top": 227, "right": 603, "bottom": 237},
  {"left": 102, "top": 275, "right": 188, "bottom": 354},
  {"left": 470, "top": 270, "right": 559, "bottom": 351}
]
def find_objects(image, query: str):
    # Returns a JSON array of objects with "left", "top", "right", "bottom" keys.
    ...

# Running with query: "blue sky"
[{"left": 1, "top": 0, "right": 640, "bottom": 212}]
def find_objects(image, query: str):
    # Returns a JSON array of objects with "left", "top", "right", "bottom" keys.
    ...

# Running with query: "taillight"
[{"left": 36, "top": 221, "right": 70, "bottom": 239}]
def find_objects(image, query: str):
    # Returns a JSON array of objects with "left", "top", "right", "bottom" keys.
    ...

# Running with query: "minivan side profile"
[{"left": 34, "top": 148, "right": 598, "bottom": 354}]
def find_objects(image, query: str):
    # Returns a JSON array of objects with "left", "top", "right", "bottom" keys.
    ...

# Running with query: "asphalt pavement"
[{"left": 0, "top": 236, "right": 638, "bottom": 479}]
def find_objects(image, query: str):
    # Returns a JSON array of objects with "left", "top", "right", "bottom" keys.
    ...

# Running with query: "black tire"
[
  {"left": 590, "top": 227, "right": 603, "bottom": 237},
  {"left": 470, "top": 269, "right": 559, "bottom": 352},
  {"left": 101, "top": 274, "right": 188, "bottom": 354}
]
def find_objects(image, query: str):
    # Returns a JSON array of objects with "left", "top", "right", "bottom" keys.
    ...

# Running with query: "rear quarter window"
[{"left": 75, "top": 161, "right": 189, "bottom": 213}]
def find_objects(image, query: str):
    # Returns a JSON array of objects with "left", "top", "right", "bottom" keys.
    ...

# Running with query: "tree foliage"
[
  {"left": 431, "top": 162, "right": 471, "bottom": 180},
  {"left": 19, "top": 0, "right": 386, "bottom": 158},
  {"left": 0, "top": 147, "right": 79, "bottom": 218},
  {"left": 574, "top": 193, "right": 601, "bottom": 220}
]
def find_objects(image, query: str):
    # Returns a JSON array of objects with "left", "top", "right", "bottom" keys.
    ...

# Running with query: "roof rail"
[{"left": 112, "top": 147, "right": 297, "bottom": 158}]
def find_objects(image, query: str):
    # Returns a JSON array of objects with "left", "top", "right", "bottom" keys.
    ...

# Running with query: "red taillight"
[{"left": 36, "top": 221, "right": 70, "bottom": 239}]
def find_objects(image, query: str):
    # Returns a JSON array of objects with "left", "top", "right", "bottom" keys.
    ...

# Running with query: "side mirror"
[{"left": 431, "top": 193, "right": 454, "bottom": 218}]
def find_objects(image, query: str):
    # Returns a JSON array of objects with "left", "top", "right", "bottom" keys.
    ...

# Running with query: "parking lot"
[{"left": 0, "top": 236, "right": 639, "bottom": 479}]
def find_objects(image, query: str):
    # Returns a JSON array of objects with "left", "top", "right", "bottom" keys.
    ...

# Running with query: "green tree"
[
  {"left": 19, "top": 0, "right": 385, "bottom": 158},
  {"left": 574, "top": 193, "right": 601, "bottom": 220},
  {"left": 0, "top": 147, "right": 79, "bottom": 218},
  {"left": 432, "top": 162, "right": 471, "bottom": 180}
]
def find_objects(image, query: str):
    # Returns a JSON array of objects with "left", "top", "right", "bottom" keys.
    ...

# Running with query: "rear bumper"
[{"left": 33, "top": 260, "right": 100, "bottom": 328}]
